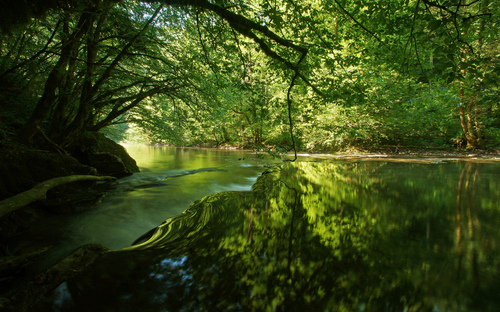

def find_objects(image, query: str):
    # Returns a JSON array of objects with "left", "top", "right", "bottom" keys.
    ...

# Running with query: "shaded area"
[
  {"left": 0, "top": 133, "right": 138, "bottom": 301},
  {"left": 69, "top": 132, "right": 139, "bottom": 178},
  {"left": 0, "top": 244, "right": 109, "bottom": 311}
]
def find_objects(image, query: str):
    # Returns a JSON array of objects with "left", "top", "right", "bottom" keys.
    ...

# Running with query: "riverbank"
[{"left": 353, "top": 145, "right": 500, "bottom": 157}]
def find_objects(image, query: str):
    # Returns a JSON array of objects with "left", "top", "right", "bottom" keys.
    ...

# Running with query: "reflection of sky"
[
  {"left": 147, "top": 256, "right": 194, "bottom": 307},
  {"left": 149, "top": 256, "right": 190, "bottom": 282},
  {"left": 52, "top": 282, "right": 72, "bottom": 310}
]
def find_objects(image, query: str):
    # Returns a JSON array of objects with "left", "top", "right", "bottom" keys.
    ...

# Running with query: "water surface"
[
  {"left": 64, "top": 146, "right": 267, "bottom": 250},
  {"left": 19, "top": 146, "right": 267, "bottom": 272},
  {"left": 41, "top": 158, "right": 500, "bottom": 311}
]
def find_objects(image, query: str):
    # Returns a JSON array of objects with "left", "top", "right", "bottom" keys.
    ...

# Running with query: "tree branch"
[
  {"left": 420, "top": 0, "right": 456, "bottom": 15},
  {"left": 62, "top": 4, "right": 165, "bottom": 143},
  {"left": 36, "top": 125, "right": 69, "bottom": 156},
  {"left": 0, "top": 20, "right": 62, "bottom": 79},
  {"left": 286, "top": 51, "right": 307, "bottom": 162},
  {"left": 142, "top": 0, "right": 323, "bottom": 96},
  {"left": 196, "top": 11, "right": 220, "bottom": 78},
  {"left": 89, "top": 4, "right": 165, "bottom": 98}
]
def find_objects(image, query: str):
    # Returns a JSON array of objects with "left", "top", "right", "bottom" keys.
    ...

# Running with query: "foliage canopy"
[{"left": 1, "top": 0, "right": 499, "bottom": 151}]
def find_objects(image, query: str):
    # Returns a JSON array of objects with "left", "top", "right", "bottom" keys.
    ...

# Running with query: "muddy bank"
[{"left": 334, "top": 144, "right": 500, "bottom": 157}]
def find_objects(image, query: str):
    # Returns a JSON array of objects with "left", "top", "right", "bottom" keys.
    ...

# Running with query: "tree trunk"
[
  {"left": 458, "top": 106, "right": 477, "bottom": 149},
  {"left": 458, "top": 53, "right": 478, "bottom": 148},
  {"left": 62, "top": 4, "right": 164, "bottom": 146},
  {"left": 48, "top": 22, "right": 79, "bottom": 142},
  {"left": 17, "top": 12, "right": 93, "bottom": 144},
  {"left": 17, "top": 65, "right": 65, "bottom": 144}
]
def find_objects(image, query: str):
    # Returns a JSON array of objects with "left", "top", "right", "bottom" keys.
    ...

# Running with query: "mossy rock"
[
  {"left": 0, "top": 141, "right": 97, "bottom": 201},
  {"left": 70, "top": 131, "right": 139, "bottom": 178}
]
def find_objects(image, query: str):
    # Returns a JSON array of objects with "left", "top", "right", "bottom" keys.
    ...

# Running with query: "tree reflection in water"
[{"left": 43, "top": 161, "right": 500, "bottom": 312}]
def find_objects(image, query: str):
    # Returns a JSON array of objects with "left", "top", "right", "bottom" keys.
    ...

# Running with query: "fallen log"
[{"left": 0, "top": 175, "right": 116, "bottom": 218}]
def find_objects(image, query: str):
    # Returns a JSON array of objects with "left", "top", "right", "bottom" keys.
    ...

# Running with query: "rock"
[
  {"left": 0, "top": 141, "right": 103, "bottom": 217},
  {"left": 0, "top": 142, "right": 97, "bottom": 202},
  {"left": 70, "top": 131, "right": 139, "bottom": 178}
]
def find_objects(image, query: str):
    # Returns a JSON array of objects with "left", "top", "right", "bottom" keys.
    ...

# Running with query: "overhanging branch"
[{"left": 141, "top": 0, "right": 323, "bottom": 96}]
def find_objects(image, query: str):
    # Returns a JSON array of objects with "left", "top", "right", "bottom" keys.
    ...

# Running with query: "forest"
[
  {"left": 1, "top": 1, "right": 500, "bottom": 310},
  {"left": 1, "top": 0, "right": 499, "bottom": 155}
]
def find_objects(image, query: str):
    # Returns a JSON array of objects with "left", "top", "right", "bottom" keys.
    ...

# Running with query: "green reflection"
[{"left": 45, "top": 161, "right": 500, "bottom": 312}]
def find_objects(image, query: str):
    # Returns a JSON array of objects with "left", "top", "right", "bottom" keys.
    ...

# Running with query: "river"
[
  {"left": 31, "top": 148, "right": 500, "bottom": 311},
  {"left": 31, "top": 146, "right": 268, "bottom": 263},
  {"left": 64, "top": 146, "right": 269, "bottom": 249}
]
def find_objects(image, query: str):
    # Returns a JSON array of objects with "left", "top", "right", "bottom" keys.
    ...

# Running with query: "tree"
[
  {"left": 1, "top": 0, "right": 323, "bottom": 152},
  {"left": 1, "top": 0, "right": 499, "bottom": 151},
  {"left": 358, "top": 0, "right": 500, "bottom": 148}
]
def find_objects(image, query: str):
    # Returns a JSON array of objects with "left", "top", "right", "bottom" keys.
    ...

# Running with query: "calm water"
[{"left": 39, "top": 153, "right": 500, "bottom": 311}]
